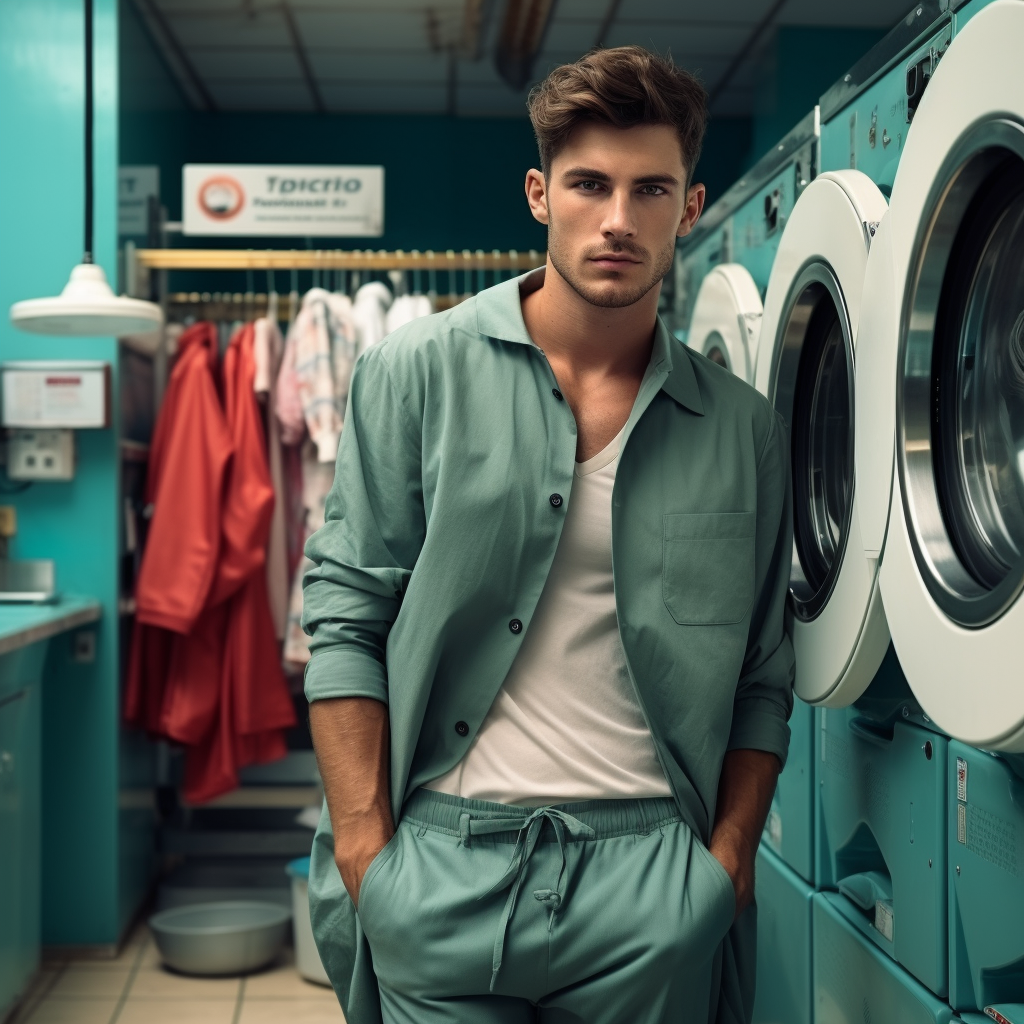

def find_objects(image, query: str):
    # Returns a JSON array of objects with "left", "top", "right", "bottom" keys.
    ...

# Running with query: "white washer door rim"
[
  {"left": 769, "top": 257, "right": 856, "bottom": 622},
  {"left": 897, "top": 116, "right": 1024, "bottom": 628}
]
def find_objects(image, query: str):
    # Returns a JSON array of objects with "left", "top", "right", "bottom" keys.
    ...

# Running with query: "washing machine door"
[
  {"left": 873, "top": 0, "right": 1024, "bottom": 750},
  {"left": 755, "top": 170, "right": 890, "bottom": 706},
  {"left": 686, "top": 264, "right": 763, "bottom": 383}
]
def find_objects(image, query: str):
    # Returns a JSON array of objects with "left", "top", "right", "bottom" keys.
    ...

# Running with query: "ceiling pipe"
[{"left": 495, "top": 0, "right": 558, "bottom": 91}]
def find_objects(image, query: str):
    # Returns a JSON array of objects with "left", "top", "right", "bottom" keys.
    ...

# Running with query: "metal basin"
[{"left": 149, "top": 900, "right": 291, "bottom": 976}]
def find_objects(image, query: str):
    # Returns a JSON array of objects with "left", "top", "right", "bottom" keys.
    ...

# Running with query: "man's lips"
[{"left": 589, "top": 254, "right": 642, "bottom": 267}]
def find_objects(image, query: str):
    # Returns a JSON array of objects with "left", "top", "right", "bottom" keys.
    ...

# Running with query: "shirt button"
[
  {"left": 552, "top": 388, "right": 564, "bottom": 401},
  {"left": 509, "top": 618, "right": 523, "bottom": 634},
  {"left": 455, "top": 720, "right": 469, "bottom": 737},
  {"left": 549, "top": 493, "right": 563, "bottom": 508}
]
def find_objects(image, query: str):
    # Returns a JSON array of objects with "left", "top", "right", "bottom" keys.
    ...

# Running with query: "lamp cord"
[{"left": 83, "top": 0, "right": 94, "bottom": 264}]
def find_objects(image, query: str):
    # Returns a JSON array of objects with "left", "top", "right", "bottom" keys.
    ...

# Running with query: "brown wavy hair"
[{"left": 528, "top": 45, "right": 708, "bottom": 186}]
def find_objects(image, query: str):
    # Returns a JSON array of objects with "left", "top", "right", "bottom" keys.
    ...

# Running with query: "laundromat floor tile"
[
  {"left": 116, "top": 998, "right": 237, "bottom": 1024},
  {"left": 22, "top": 998, "right": 120, "bottom": 1024},
  {"left": 126, "top": 967, "right": 242, "bottom": 1000},
  {"left": 237, "top": 998, "right": 345, "bottom": 1023},
  {"left": 244, "top": 957, "right": 337, "bottom": 1000},
  {"left": 45, "top": 965, "right": 134, "bottom": 999}
]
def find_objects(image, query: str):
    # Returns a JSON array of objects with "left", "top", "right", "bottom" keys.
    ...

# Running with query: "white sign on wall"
[
  {"left": 182, "top": 164, "right": 384, "bottom": 237},
  {"left": 119, "top": 165, "right": 160, "bottom": 236}
]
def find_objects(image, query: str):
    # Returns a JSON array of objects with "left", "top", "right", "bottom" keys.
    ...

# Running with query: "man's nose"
[{"left": 600, "top": 189, "right": 637, "bottom": 238}]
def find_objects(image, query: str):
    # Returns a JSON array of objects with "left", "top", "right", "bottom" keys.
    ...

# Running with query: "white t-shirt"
[{"left": 427, "top": 428, "right": 672, "bottom": 806}]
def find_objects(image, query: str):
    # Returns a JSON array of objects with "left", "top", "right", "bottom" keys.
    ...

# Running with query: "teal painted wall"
[
  {"left": 749, "top": 26, "right": 888, "bottom": 165},
  {"left": 0, "top": 0, "right": 153, "bottom": 946}
]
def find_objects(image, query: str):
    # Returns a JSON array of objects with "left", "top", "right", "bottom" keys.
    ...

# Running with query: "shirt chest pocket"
[{"left": 663, "top": 512, "right": 756, "bottom": 625}]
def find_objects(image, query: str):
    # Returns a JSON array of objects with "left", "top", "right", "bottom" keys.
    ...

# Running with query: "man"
[{"left": 304, "top": 44, "right": 794, "bottom": 1024}]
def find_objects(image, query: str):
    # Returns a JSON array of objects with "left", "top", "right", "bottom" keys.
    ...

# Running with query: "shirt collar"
[{"left": 475, "top": 268, "right": 704, "bottom": 417}]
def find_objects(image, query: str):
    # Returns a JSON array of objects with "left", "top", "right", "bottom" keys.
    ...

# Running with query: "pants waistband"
[{"left": 405, "top": 787, "right": 681, "bottom": 840}]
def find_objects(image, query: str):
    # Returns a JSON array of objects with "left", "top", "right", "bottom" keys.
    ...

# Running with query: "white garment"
[
  {"left": 384, "top": 293, "right": 433, "bottom": 336},
  {"left": 352, "top": 281, "right": 392, "bottom": 356},
  {"left": 427, "top": 430, "right": 672, "bottom": 807}
]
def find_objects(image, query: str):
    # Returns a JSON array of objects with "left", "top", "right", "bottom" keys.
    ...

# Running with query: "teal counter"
[{"left": 0, "top": 597, "right": 101, "bottom": 1020}]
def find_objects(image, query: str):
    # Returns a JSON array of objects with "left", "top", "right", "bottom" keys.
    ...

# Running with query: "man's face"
[{"left": 527, "top": 122, "right": 704, "bottom": 309}]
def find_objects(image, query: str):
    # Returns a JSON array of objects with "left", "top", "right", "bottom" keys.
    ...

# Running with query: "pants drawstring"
[{"left": 468, "top": 807, "right": 595, "bottom": 992}]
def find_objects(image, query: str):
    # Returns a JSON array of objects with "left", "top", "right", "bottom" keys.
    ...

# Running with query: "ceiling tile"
[
  {"left": 295, "top": 8, "right": 461, "bottom": 52},
  {"left": 188, "top": 47, "right": 302, "bottom": 80},
  {"left": 543, "top": 20, "right": 601, "bottom": 52},
  {"left": 624, "top": 0, "right": 768, "bottom": 23},
  {"left": 309, "top": 51, "right": 449, "bottom": 83},
  {"left": 320, "top": 82, "right": 448, "bottom": 113},
  {"left": 205, "top": 79, "right": 316, "bottom": 111},
  {"left": 165, "top": 8, "right": 290, "bottom": 48}
]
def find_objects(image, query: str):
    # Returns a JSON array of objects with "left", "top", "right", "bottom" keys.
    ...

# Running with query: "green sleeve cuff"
[
  {"left": 304, "top": 646, "right": 389, "bottom": 705},
  {"left": 727, "top": 697, "right": 792, "bottom": 769}
]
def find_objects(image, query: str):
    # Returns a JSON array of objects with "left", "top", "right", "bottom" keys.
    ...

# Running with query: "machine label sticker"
[
  {"left": 874, "top": 900, "right": 894, "bottom": 942},
  {"left": 957, "top": 757, "right": 968, "bottom": 802},
  {"left": 984, "top": 1009, "right": 1014, "bottom": 1024},
  {"left": 958, "top": 802, "right": 967, "bottom": 846}
]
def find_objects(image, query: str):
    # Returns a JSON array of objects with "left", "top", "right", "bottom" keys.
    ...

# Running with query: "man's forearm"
[
  {"left": 309, "top": 696, "right": 393, "bottom": 905},
  {"left": 709, "top": 748, "right": 781, "bottom": 916}
]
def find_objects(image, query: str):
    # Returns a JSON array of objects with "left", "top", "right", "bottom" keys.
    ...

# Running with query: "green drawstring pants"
[{"left": 355, "top": 789, "right": 737, "bottom": 1024}]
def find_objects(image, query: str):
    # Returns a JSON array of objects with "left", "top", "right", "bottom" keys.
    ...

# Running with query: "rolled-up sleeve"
[
  {"left": 302, "top": 344, "right": 425, "bottom": 706},
  {"left": 727, "top": 411, "right": 795, "bottom": 767}
]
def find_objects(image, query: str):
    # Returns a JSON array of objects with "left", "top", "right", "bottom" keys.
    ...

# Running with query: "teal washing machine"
[
  {"left": 815, "top": 657, "right": 949, "bottom": 999},
  {"left": 817, "top": 0, "right": 952, "bottom": 186},
  {"left": 672, "top": 109, "right": 818, "bottom": 356},
  {"left": 948, "top": 742, "right": 1024, "bottom": 1024},
  {"left": 814, "top": 891, "right": 954, "bottom": 1024},
  {"left": 753, "top": 844, "right": 814, "bottom": 1024}
]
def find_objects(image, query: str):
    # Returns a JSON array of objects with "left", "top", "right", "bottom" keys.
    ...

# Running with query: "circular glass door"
[
  {"left": 704, "top": 330, "right": 729, "bottom": 367},
  {"left": 899, "top": 119, "right": 1024, "bottom": 627},
  {"left": 772, "top": 263, "right": 855, "bottom": 621}
]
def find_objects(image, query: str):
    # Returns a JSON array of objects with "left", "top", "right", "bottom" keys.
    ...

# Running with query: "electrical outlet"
[
  {"left": 7, "top": 429, "right": 75, "bottom": 480},
  {"left": 72, "top": 630, "right": 96, "bottom": 663}
]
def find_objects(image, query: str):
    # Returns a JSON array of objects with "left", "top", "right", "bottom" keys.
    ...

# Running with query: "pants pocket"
[
  {"left": 356, "top": 826, "right": 402, "bottom": 919},
  {"left": 690, "top": 836, "right": 737, "bottom": 937}
]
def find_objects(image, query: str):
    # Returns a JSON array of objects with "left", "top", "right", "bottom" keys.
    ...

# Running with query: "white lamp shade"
[{"left": 10, "top": 263, "right": 162, "bottom": 337}]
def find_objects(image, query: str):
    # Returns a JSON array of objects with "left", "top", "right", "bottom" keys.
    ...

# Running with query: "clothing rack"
[{"left": 132, "top": 247, "right": 546, "bottom": 271}]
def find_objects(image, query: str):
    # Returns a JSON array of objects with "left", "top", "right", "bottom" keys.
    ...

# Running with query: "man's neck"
[{"left": 520, "top": 262, "right": 659, "bottom": 380}]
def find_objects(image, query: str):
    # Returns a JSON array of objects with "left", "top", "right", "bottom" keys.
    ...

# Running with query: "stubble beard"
[{"left": 547, "top": 227, "right": 676, "bottom": 309}]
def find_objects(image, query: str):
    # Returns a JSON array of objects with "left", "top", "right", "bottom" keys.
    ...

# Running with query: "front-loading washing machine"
[
  {"left": 853, "top": 7, "right": 1024, "bottom": 1016},
  {"left": 857, "top": 0, "right": 1024, "bottom": 754},
  {"left": 685, "top": 264, "right": 762, "bottom": 383},
  {"left": 755, "top": 167, "right": 890, "bottom": 708}
]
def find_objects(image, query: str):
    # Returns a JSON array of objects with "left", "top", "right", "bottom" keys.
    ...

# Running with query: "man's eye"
[
  {"left": 578, "top": 181, "right": 600, "bottom": 191},
  {"left": 640, "top": 185, "right": 665, "bottom": 195}
]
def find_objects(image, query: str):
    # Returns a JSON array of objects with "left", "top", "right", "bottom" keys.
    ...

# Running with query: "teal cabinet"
[
  {"left": 0, "top": 654, "right": 43, "bottom": 1020},
  {"left": 0, "top": 601, "right": 100, "bottom": 1019}
]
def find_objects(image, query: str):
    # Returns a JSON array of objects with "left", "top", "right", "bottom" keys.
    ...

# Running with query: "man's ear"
[
  {"left": 525, "top": 168, "right": 550, "bottom": 226},
  {"left": 677, "top": 182, "right": 706, "bottom": 238}
]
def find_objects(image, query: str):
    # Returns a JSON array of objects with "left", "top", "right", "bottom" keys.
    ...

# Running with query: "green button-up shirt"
[{"left": 303, "top": 269, "right": 794, "bottom": 1022}]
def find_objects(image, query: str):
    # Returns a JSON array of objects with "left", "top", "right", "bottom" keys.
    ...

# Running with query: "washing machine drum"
[
  {"left": 859, "top": 0, "right": 1024, "bottom": 750},
  {"left": 686, "top": 264, "right": 762, "bottom": 383},
  {"left": 755, "top": 170, "right": 890, "bottom": 706}
]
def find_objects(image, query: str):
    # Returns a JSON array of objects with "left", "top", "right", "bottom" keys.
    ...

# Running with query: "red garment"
[{"left": 125, "top": 323, "right": 295, "bottom": 803}]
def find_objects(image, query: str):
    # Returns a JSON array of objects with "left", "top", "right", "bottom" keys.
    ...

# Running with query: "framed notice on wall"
[{"left": 182, "top": 164, "right": 384, "bottom": 237}]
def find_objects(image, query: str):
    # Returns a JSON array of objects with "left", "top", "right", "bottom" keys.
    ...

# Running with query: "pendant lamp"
[{"left": 9, "top": 0, "right": 162, "bottom": 337}]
